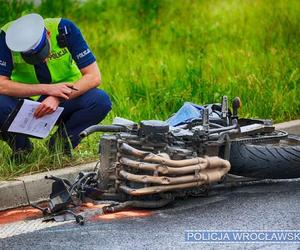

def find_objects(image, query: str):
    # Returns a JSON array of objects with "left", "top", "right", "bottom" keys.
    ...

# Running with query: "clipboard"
[{"left": 1, "top": 99, "right": 64, "bottom": 139}]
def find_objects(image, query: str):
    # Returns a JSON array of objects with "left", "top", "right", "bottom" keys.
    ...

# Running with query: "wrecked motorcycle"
[
  {"left": 38, "top": 96, "right": 300, "bottom": 222},
  {"left": 78, "top": 96, "right": 300, "bottom": 209}
]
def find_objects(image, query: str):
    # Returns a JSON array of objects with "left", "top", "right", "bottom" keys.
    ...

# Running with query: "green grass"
[{"left": 0, "top": 0, "right": 299, "bottom": 179}]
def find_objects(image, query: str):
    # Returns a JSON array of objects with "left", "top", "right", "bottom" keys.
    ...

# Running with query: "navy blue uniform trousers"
[{"left": 0, "top": 88, "right": 112, "bottom": 151}]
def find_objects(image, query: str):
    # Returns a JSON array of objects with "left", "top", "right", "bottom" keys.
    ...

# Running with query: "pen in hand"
[{"left": 68, "top": 86, "right": 79, "bottom": 91}]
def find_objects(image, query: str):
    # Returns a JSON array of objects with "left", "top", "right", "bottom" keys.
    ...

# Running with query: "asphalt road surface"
[{"left": 1, "top": 179, "right": 299, "bottom": 250}]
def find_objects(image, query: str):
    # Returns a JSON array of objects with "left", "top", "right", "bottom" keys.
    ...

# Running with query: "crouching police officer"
[{"left": 0, "top": 13, "right": 112, "bottom": 160}]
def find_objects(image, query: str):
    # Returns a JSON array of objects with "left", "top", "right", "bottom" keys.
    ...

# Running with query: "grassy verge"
[{"left": 0, "top": 0, "right": 299, "bottom": 179}]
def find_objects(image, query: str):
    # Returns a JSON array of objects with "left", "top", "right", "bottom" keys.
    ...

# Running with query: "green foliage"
[
  {"left": 0, "top": 0, "right": 34, "bottom": 23},
  {"left": 38, "top": 0, "right": 79, "bottom": 17},
  {"left": 0, "top": 0, "right": 299, "bottom": 178}
]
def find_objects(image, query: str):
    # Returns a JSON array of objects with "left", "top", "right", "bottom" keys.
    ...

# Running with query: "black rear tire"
[{"left": 229, "top": 135, "right": 300, "bottom": 179}]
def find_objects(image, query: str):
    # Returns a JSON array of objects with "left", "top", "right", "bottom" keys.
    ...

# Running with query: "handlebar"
[
  {"left": 79, "top": 125, "right": 127, "bottom": 138},
  {"left": 208, "top": 123, "right": 238, "bottom": 134}
]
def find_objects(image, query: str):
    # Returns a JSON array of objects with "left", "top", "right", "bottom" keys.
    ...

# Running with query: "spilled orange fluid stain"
[
  {"left": 82, "top": 202, "right": 153, "bottom": 221},
  {"left": 0, "top": 203, "right": 153, "bottom": 225},
  {"left": 97, "top": 210, "right": 152, "bottom": 220},
  {"left": 0, "top": 207, "right": 42, "bottom": 225},
  {"left": 82, "top": 202, "right": 105, "bottom": 209}
]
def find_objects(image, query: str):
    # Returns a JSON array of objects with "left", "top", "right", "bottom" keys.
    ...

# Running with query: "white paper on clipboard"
[{"left": 8, "top": 99, "right": 64, "bottom": 138}]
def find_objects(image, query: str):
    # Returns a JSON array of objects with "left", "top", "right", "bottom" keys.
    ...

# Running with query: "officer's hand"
[
  {"left": 45, "top": 83, "right": 74, "bottom": 99},
  {"left": 34, "top": 96, "right": 60, "bottom": 118}
]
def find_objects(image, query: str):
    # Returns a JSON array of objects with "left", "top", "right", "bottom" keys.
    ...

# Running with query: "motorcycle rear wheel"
[{"left": 229, "top": 134, "right": 300, "bottom": 179}]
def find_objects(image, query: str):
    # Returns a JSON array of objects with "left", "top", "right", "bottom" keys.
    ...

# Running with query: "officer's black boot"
[
  {"left": 48, "top": 124, "right": 73, "bottom": 159},
  {"left": 0, "top": 133, "right": 34, "bottom": 163}
]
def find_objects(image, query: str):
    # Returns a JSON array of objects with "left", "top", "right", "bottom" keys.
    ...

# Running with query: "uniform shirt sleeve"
[
  {"left": 59, "top": 18, "right": 96, "bottom": 69},
  {"left": 0, "top": 31, "right": 13, "bottom": 77}
]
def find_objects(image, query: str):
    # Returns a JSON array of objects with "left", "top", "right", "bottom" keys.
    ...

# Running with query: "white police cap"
[{"left": 5, "top": 13, "right": 45, "bottom": 52}]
